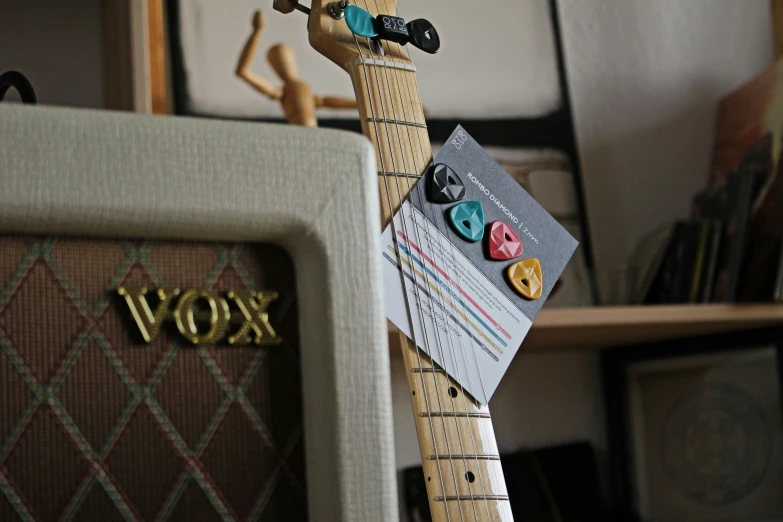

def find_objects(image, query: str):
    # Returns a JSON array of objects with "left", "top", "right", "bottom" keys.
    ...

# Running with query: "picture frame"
[{"left": 602, "top": 327, "right": 783, "bottom": 521}]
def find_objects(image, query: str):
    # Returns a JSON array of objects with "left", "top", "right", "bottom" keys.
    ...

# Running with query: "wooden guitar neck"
[
  {"left": 349, "top": 39, "right": 514, "bottom": 522},
  {"left": 300, "top": 1, "right": 515, "bottom": 518},
  {"left": 395, "top": 332, "right": 513, "bottom": 522}
]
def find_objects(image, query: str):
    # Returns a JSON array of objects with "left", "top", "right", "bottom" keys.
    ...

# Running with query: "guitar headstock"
[{"left": 273, "top": 0, "right": 411, "bottom": 70}]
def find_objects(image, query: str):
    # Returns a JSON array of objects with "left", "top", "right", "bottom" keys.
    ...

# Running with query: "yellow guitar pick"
[{"left": 507, "top": 259, "right": 543, "bottom": 300}]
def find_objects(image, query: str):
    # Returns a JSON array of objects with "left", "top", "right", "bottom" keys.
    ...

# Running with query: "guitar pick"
[
  {"left": 448, "top": 201, "right": 484, "bottom": 242},
  {"left": 489, "top": 221, "right": 523, "bottom": 260},
  {"left": 507, "top": 259, "right": 543, "bottom": 300},
  {"left": 407, "top": 19, "right": 441, "bottom": 54},
  {"left": 345, "top": 5, "right": 379, "bottom": 38},
  {"left": 428, "top": 163, "right": 466, "bottom": 203}
]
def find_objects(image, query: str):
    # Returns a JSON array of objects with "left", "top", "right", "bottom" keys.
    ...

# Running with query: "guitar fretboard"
[
  {"left": 396, "top": 333, "right": 513, "bottom": 522},
  {"left": 347, "top": 40, "right": 515, "bottom": 522},
  {"left": 349, "top": 52, "right": 431, "bottom": 226}
]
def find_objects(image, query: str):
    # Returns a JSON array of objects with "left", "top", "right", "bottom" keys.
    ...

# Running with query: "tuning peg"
[
  {"left": 273, "top": 0, "right": 311, "bottom": 15},
  {"left": 407, "top": 19, "right": 440, "bottom": 54},
  {"left": 327, "top": 0, "right": 350, "bottom": 20}
]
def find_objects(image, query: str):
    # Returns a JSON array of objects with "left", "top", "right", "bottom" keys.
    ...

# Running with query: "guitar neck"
[
  {"left": 347, "top": 48, "right": 514, "bottom": 522},
  {"left": 348, "top": 49, "right": 431, "bottom": 226}
]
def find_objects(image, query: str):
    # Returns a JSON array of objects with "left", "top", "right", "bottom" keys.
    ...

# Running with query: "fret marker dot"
[
  {"left": 448, "top": 387, "right": 458, "bottom": 398},
  {"left": 427, "top": 477, "right": 431, "bottom": 482},
  {"left": 465, "top": 471, "right": 475, "bottom": 483}
]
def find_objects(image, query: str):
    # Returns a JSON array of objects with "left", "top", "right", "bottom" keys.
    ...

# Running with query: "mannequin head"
[{"left": 267, "top": 43, "right": 298, "bottom": 82}]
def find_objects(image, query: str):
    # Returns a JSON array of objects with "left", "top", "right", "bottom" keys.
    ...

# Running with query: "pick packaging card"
[{"left": 381, "top": 126, "right": 578, "bottom": 404}]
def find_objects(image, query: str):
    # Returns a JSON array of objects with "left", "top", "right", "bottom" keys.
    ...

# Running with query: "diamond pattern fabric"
[{"left": 0, "top": 235, "right": 306, "bottom": 521}]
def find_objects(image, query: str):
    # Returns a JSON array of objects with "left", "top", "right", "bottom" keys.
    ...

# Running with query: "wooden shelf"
[{"left": 522, "top": 304, "right": 783, "bottom": 352}]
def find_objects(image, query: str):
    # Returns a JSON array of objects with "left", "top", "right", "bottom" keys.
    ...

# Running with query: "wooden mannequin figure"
[{"left": 236, "top": 10, "right": 358, "bottom": 127}]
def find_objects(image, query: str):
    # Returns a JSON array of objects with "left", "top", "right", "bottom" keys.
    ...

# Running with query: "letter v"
[{"left": 117, "top": 287, "right": 179, "bottom": 343}]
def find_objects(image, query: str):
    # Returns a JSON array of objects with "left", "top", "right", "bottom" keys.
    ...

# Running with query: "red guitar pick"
[{"left": 489, "top": 221, "right": 523, "bottom": 260}]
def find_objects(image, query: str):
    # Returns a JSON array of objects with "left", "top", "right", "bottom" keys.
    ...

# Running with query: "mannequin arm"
[
  {"left": 235, "top": 11, "right": 282, "bottom": 100},
  {"left": 315, "top": 96, "right": 358, "bottom": 109}
]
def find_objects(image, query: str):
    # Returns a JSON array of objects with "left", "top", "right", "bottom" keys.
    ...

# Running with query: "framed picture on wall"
[{"left": 603, "top": 329, "right": 783, "bottom": 521}]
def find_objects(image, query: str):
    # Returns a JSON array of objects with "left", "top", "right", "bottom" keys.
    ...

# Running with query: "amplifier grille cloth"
[{"left": 0, "top": 236, "right": 307, "bottom": 521}]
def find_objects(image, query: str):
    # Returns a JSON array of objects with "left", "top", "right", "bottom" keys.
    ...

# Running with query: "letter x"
[{"left": 227, "top": 291, "right": 281, "bottom": 345}]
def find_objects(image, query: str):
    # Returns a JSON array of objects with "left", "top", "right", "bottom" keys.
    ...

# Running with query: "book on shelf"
[
  {"left": 626, "top": 224, "right": 675, "bottom": 305},
  {"left": 773, "top": 239, "right": 783, "bottom": 302},
  {"left": 645, "top": 222, "right": 687, "bottom": 304},
  {"left": 693, "top": 169, "right": 762, "bottom": 302},
  {"left": 703, "top": 59, "right": 783, "bottom": 302},
  {"left": 701, "top": 221, "right": 723, "bottom": 303},
  {"left": 687, "top": 220, "right": 715, "bottom": 303},
  {"left": 643, "top": 220, "right": 722, "bottom": 305},
  {"left": 670, "top": 221, "right": 702, "bottom": 303}
]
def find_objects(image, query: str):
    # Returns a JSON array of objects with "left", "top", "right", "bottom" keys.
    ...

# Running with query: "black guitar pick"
[
  {"left": 428, "top": 164, "right": 465, "bottom": 203},
  {"left": 407, "top": 19, "right": 440, "bottom": 54}
]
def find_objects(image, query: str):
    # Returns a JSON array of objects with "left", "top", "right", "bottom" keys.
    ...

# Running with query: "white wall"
[
  {"left": 0, "top": 0, "right": 103, "bottom": 108},
  {"left": 558, "top": 0, "right": 774, "bottom": 298}
]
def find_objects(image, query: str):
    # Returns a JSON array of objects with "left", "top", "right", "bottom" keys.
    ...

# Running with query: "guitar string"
[
  {"left": 354, "top": 5, "right": 477, "bottom": 520},
  {"left": 377, "top": 10, "right": 505, "bottom": 521},
  {"left": 394, "top": 60, "right": 517, "bottom": 522},
  {"left": 396, "top": 53, "right": 517, "bottom": 522},
  {"left": 378, "top": 6, "right": 513, "bottom": 520},
  {"left": 370, "top": 3, "right": 492, "bottom": 519},
  {"left": 345, "top": 8, "right": 457, "bottom": 521},
  {"left": 349, "top": 4, "right": 509, "bottom": 519},
  {"left": 363, "top": 5, "right": 479, "bottom": 520},
  {"left": 350, "top": 6, "right": 467, "bottom": 520},
  {"left": 373, "top": 13, "right": 497, "bottom": 522}
]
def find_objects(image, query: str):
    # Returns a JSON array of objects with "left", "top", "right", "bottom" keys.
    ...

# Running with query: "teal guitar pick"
[
  {"left": 345, "top": 5, "right": 379, "bottom": 38},
  {"left": 448, "top": 201, "right": 485, "bottom": 242}
]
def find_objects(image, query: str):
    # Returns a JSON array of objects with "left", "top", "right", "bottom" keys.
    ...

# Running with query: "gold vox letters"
[{"left": 117, "top": 287, "right": 281, "bottom": 345}]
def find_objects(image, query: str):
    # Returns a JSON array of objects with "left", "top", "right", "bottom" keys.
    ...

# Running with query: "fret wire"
[
  {"left": 420, "top": 412, "right": 492, "bottom": 419},
  {"left": 435, "top": 496, "right": 510, "bottom": 502},
  {"left": 378, "top": 171, "right": 421, "bottom": 179},
  {"left": 367, "top": 117, "right": 427, "bottom": 129},
  {"left": 427, "top": 455, "right": 501, "bottom": 461},
  {"left": 411, "top": 367, "right": 446, "bottom": 373},
  {"left": 355, "top": 57, "right": 417, "bottom": 72}
]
